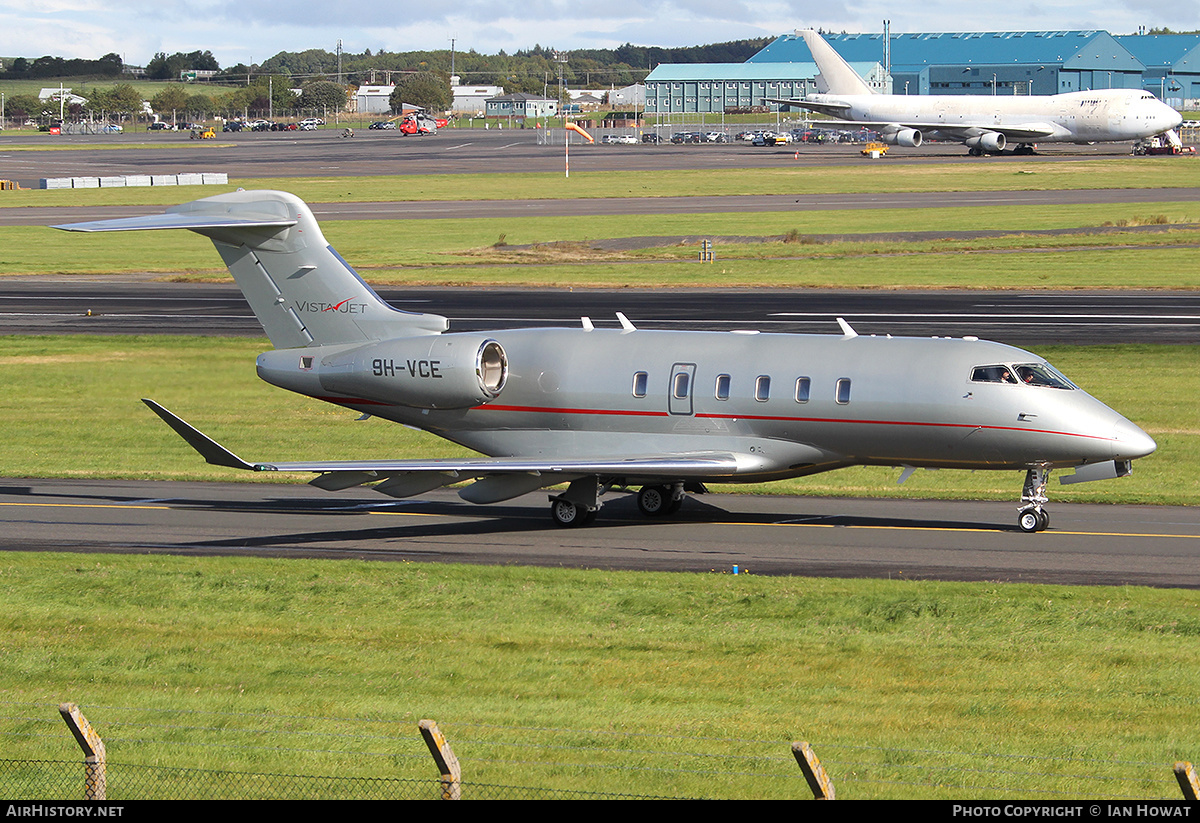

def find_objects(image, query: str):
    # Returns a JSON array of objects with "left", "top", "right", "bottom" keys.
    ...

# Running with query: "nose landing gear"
[{"left": 1017, "top": 466, "right": 1051, "bottom": 532}]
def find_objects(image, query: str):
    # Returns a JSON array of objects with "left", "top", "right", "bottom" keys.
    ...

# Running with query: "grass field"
[
  {"left": 2, "top": 553, "right": 1198, "bottom": 799},
  {"left": 8, "top": 202, "right": 1200, "bottom": 289},
  {"left": 3, "top": 156, "right": 1200, "bottom": 208}
]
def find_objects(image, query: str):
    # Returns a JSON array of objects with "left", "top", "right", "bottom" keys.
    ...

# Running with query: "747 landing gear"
[{"left": 1017, "top": 466, "right": 1051, "bottom": 532}]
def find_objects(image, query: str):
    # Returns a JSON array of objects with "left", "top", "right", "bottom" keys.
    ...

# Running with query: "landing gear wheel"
[
  {"left": 637, "top": 485, "right": 670, "bottom": 517},
  {"left": 1018, "top": 508, "right": 1049, "bottom": 533},
  {"left": 1018, "top": 509, "right": 1040, "bottom": 532},
  {"left": 550, "top": 498, "right": 594, "bottom": 527}
]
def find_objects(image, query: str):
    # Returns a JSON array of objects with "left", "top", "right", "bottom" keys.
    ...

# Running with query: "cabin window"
[
  {"left": 755, "top": 375, "right": 771, "bottom": 402},
  {"left": 632, "top": 371, "right": 648, "bottom": 398},
  {"left": 836, "top": 378, "right": 852, "bottom": 405},
  {"left": 971, "top": 365, "right": 1018, "bottom": 384},
  {"left": 673, "top": 371, "right": 690, "bottom": 399},
  {"left": 715, "top": 374, "right": 731, "bottom": 400},
  {"left": 794, "top": 377, "right": 811, "bottom": 403}
]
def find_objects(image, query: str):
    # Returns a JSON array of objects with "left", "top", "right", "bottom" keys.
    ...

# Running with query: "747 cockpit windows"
[{"left": 971, "top": 363, "right": 1075, "bottom": 390}]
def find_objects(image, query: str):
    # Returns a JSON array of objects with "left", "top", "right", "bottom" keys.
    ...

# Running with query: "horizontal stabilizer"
[
  {"left": 53, "top": 212, "right": 296, "bottom": 233},
  {"left": 763, "top": 97, "right": 852, "bottom": 117}
]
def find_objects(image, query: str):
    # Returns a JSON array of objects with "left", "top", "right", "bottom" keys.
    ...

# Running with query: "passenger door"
[{"left": 668, "top": 363, "right": 696, "bottom": 416}]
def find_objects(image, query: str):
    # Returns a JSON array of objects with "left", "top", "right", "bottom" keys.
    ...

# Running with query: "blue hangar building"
[{"left": 643, "top": 29, "right": 1199, "bottom": 114}]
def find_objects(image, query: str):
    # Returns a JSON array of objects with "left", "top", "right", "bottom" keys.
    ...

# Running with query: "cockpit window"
[
  {"left": 971, "top": 365, "right": 1017, "bottom": 384},
  {"left": 1014, "top": 363, "right": 1075, "bottom": 390}
]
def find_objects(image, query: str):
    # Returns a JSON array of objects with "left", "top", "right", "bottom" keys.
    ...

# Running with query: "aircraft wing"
[{"left": 143, "top": 399, "right": 742, "bottom": 490}]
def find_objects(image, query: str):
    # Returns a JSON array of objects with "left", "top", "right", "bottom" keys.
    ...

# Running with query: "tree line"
[
  {"left": 4, "top": 38, "right": 771, "bottom": 90},
  {"left": 0, "top": 38, "right": 772, "bottom": 122}
]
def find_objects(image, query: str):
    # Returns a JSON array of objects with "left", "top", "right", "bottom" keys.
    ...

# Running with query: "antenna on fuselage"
[{"left": 836, "top": 317, "right": 858, "bottom": 337}]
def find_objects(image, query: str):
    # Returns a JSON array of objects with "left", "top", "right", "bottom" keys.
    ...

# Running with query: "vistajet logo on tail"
[{"left": 296, "top": 298, "right": 368, "bottom": 314}]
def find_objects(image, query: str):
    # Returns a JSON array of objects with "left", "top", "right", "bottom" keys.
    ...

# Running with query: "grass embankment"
[
  {"left": 1, "top": 336, "right": 1194, "bottom": 505},
  {"left": 2, "top": 554, "right": 1197, "bottom": 799}
]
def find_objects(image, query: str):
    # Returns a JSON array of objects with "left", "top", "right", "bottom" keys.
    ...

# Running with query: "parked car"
[
  {"left": 602, "top": 134, "right": 636, "bottom": 144},
  {"left": 100, "top": 123, "right": 123, "bottom": 134},
  {"left": 222, "top": 121, "right": 244, "bottom": 132},
  {"left": 368, "top": 121, "right": 396, "bottom": 130},
  {"left": 298, "top": 122, "right": 318, "bottom": 130},
  {"left": 641, "top": 133, "right": 661, "bottom": 144},
  {"left": 148, "top": 122, "right": 175, "bottom": 131},
  {"left": 299, "top": 118, "right": 324, "bottom": 127}
]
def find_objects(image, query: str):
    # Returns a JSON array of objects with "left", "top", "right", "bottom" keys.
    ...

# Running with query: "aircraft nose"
[
  {"left": 1113, "top": 419, "right": 1157, "bottom": 461},
  {"left": 1163, "top": 105, "right": 1183, "bottom": 130}
]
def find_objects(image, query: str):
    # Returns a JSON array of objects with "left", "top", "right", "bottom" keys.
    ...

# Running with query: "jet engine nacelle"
[
  {"left": 966, "top": 132, "right": 1006, "bottom": 152},
  {"left": 883, "top": 128, "right": 922, "bottom": 147},
  {"left": 261, "top": 335, "right": 508, "bottom": 410}
]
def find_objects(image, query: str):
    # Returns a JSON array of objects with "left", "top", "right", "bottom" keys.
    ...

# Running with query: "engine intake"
[
  {"left": 883, "top": 128, "right": 923, "bottom": 147},
  {"left": 966, "top": 132, "right": 1007, "bottom": 152}
]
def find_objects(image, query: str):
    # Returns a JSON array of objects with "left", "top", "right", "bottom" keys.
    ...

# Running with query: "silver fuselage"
[{"left": 258, "top": 327, "right": 1154, "bottom": 484}]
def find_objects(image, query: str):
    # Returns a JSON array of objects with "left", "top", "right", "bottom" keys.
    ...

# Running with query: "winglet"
[{"left": 141, "top": 399, "right": 256, "bottom": 471}]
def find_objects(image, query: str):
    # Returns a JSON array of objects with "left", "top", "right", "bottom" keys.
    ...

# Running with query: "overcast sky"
[{"left": 2, "top": 1, "right": 1197, "bottom": 69}]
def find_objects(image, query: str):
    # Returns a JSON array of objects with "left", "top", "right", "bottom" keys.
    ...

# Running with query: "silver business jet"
[
  {"left": 768, "top": 29, "right": 1183, "bottom": 156},
  {"left": 55, "top": 190, "right": 1156, "bottom": 531}
]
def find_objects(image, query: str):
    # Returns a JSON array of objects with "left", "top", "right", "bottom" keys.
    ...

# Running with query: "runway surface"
[
  {"left": 3, "top": 280, "right": 1199, "bottom": 345},
  {"left": 3, "top": 479, "right": 1197, "bottom": 588}
]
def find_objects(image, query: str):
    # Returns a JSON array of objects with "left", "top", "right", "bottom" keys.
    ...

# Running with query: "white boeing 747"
[{"left": 769, "top": 29, "right": 1183, "bottom": 155}]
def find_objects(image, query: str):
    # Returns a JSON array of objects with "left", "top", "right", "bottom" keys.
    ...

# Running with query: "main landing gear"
[
  {"left": 1017, "top": 466, "right": 1051, "bottom": 533},
  {"left": 548, "top": 480, "right": 702, "bottom": 527},
  {"left": 549, "top": 497, "right": 597, "bottom": 527},
  {"left": 637, "top": 483, "right": 685, "bottom": 517}
]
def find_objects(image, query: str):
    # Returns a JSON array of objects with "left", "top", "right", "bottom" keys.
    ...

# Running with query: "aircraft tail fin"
[
  {"left": 54, "top": 190, "right": 447, "bottom": 349},
  {"left": 799, "top": 29, "right": 875, "bottom": 96}
]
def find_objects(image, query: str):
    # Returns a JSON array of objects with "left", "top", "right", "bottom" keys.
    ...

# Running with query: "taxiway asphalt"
[{"left": 3, "top": 479, "right": 1198, "bottom": 588}]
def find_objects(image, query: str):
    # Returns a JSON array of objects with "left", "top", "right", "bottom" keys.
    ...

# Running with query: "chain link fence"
[
  {"left": 0, "top": 759, "right": 676, "bottom": 800},
  {"left": 3, "top": 701, "right": 1195, "bottom": 800}
]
